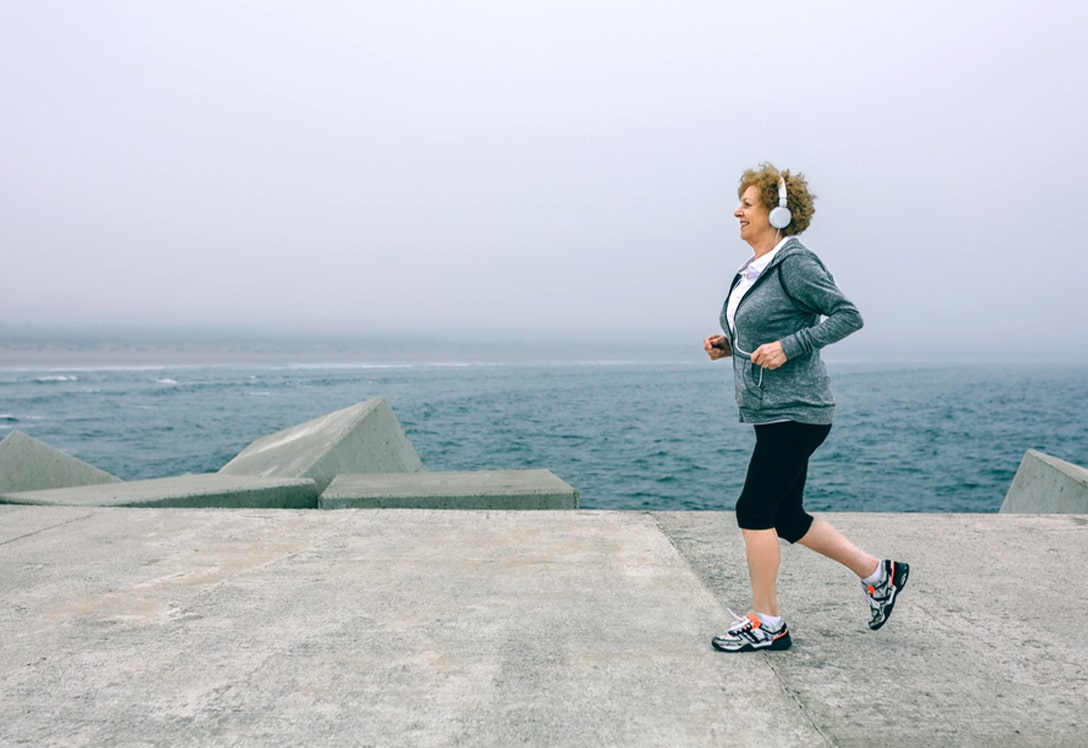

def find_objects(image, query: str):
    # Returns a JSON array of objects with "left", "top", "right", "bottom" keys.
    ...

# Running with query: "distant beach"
[
  {"left": 0, "top": 340, "right": 684, "bottom": 369},
  {"left": 0, "top": 342, "right": 412, "bottom": 369}
]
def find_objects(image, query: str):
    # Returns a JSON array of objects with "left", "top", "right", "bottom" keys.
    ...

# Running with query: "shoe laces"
[
  {"left": 725, "top": 608, "right": 760, "bottom": 634},
  {"left": 862, "top": 577, "right": 890, "bottom": 607}
]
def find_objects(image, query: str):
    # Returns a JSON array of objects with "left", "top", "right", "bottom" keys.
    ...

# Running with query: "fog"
[{"left": 3, "top": 1, "right": 1086, "bottom": 359}]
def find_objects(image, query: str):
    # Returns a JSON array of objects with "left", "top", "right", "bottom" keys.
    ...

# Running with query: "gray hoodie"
[{"left": 719, "top": 238, "right": 863, "bottom": 424}]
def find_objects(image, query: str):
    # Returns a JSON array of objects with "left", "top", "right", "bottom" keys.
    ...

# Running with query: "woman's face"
[{"left": 734, "top": 185, "right": 774, "bottom": 245}]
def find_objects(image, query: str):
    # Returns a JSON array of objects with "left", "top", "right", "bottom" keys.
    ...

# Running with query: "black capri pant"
[{"left": 735, "top": 421, "right": 832, "bottom": 543}]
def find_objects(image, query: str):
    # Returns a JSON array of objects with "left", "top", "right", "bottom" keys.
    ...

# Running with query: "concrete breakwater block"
[
  {"left": 0, "top": 474, "right": 318, "bottom": 508},
  {"left": 319, "top": 469, "right": 579, "bottom": 510},
  {"left": 0, "top": 430, "right": 121, "bottom": 493},
  {"left": 219, "top": 397, "right": 423, "bottom": 493},
  {"left": 1000, "top": 449, "right": 1088, "bottom": 513}
]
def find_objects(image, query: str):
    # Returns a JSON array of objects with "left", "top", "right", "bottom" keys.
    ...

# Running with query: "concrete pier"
[
  {"left": 219, "top": 397, "right": 423, "bottom": 492},
  {"left": 0, "top": 474, "right": 318, "bottom": 508},
  {"left": 319, "top": 469, "right": 579, "bottom": 509},
  {"left": 1001, "top": 449, "right": 1088, "bottom": 513},
  {"left": 2, "top": 507, "right": 1084, "bottom": 746},
  {"left": 0, "top": 430, "right": 120, "bottom": 493}
]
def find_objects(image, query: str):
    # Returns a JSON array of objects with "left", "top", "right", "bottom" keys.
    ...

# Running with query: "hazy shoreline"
[{"left": 0, "top": 341, "right": 706, "bottom": 369}]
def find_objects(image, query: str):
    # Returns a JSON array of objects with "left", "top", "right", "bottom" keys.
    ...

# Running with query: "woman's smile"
[{"left": 735, "top": 185, "right": 774, "bottom": 248}]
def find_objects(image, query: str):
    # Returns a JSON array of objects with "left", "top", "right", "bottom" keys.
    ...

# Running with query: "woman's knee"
[
  {"left": 735, "top": 494, "right": 775, "bottom": 531},
  {"left": 775, "top": 511, "right": 814, "bottom": 544}
]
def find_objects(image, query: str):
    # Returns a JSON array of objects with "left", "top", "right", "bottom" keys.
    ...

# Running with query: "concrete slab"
[
  {"left": 0, "top": 508, "right": 816, "bottom": 746},
  {"left": 0, "top": 430, "right": 120, "bottom": 493},
  {"left": 1000, "top": 449, "right": 1088, "bottom": 513},
  {"left": 219, "top": 397, "right": 423, "bottom": 492},
  {"left": 319, "top": 469, "right": 579, "bottom": 510},
  {"left": 654, "top": 511, "right": 1088, "bottom": 746},
  {"left": 1, "top": 508, "right": 1085, "bottom": 746},
  {"left": 0, "top": 474, "right": 317, "bottom": 508}
]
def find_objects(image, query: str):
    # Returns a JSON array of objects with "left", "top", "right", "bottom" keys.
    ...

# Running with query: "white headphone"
[{"left": 768, "top": 175, "right": 792, "bottom": 230}]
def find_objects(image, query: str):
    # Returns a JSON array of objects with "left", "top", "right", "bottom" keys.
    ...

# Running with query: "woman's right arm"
[{"left": 704, "top": 334, "right": 732, "bottom": 360}]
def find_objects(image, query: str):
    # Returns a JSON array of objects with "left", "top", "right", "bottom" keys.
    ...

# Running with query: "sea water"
[{"left": 1, "top": 359, "right": 1085, "bottom": 512}]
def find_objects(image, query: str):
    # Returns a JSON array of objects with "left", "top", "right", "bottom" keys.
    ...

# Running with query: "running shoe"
[
  {"left": 711, "top": 609, "right": 792, "bottom": 652},
  {"left": 863, "top": 559, "right": 910, "bottom": 630}
]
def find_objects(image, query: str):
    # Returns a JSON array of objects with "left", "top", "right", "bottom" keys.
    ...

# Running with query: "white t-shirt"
[{"left": 725, "top": 236, "right": 790, "bottom": 335}]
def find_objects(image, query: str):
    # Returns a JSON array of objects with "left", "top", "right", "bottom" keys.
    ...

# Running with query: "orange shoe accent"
[{"left": 747, "top": 612, "right": 761, "bottom": 627}]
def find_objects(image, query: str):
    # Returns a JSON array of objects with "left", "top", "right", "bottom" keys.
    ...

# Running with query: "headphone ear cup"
[{"left": 769, "top": 205, "right": 791, "bottom": 229}]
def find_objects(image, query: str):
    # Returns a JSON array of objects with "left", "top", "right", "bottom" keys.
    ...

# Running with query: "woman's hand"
[
  {"left": 703, "top": 334, "right": 732, "bottom": 360},
  {"left": 751, "top": 340, "right": 787, "bottom": 370}
]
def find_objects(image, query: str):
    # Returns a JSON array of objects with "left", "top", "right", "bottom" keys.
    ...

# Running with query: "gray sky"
[{"left": 3, "top": 1, "right": 1086, "bottom": 358}]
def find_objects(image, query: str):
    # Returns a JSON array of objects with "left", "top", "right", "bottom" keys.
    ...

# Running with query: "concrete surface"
[
  {"left": 1000, "top": 449, "right": 1088, "bottom": 513},
  {"left": 219, "top": 397, "right": 423, "bottom": 493},
  {"left": 0, "top": 430, "right": 120, "bottom": 493},
  {"left": 0, "top": 474, "right": 317, "bottom": 508},
  {"left": 2, "top": 508, "right": 1085, "bottom": 746},
  {"left": 320, "top": 469, "right": 579, "bottom": 510}
]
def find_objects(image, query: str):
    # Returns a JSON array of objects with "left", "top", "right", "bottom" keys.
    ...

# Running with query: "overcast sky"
[{"left": 3, "top": 1, "right": 1086, "bottom": 358}]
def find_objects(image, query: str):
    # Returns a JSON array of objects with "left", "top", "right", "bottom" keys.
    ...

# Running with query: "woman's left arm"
[{"left": 776, "top": 252, "right": 864, "bottom": 360}]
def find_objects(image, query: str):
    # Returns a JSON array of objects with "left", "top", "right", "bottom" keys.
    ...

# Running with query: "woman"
[{"left": 704, "top": 163, "right": 908, "bottom": 653}]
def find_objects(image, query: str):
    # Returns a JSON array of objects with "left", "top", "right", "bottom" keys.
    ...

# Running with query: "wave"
[
  {"left": 252, "top": 360, "right": 679, "bottom": 371},
  {"left": 269, "top": 362, "right": 423, "bottom": 371},
  {"left": 35, "top": 375, "right": 79, "bottom": 383},
  {"left": 0, "top": 414, "right": 17, "bottom": 422}
]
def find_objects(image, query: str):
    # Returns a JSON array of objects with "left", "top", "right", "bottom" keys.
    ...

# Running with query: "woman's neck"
[{"left": 749, "top": 231, "right": 782, "bottom": 259}]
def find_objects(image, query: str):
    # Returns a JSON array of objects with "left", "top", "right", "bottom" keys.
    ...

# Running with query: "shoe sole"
[
  {"left": 869, "top": 562, "right": 910, "bottom": 631},
  {"left": 711, "top": 633, "right": 792, "bottom": 653}
]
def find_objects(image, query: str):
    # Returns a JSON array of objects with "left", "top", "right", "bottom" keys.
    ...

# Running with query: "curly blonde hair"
[{"left": 737, "top": 162, "right": 816, "bottom": 236}]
